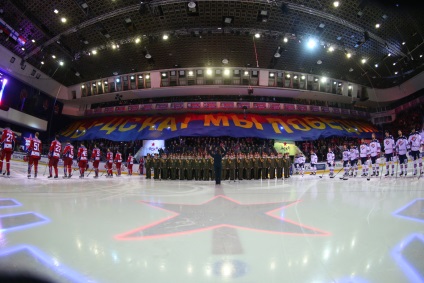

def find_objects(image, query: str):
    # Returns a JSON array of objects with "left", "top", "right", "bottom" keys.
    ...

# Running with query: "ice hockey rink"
[{"left": 0, "top": 161, "right": 423, "bottom": 283}]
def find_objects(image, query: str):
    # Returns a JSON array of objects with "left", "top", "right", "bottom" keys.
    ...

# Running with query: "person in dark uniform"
[
  {"left": 145, "top": 154, "right": 152, "bottom": 179},
  {"left": 208, "top": 145, "right": 227, "bottom": 184}
]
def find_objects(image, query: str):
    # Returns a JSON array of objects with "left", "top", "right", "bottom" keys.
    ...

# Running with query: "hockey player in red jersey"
[
  {"left": 27, "top": 132, "right": 42, "bottom": 178},
  {"left": 62, "top": 141, "right": 74, "bottom": 178},
  {"left": 138, "top": 156, "right": 144, "bottom": 175},
  {"left": 114, "top": 150, "right": 123, "bottom": 177},
  {"left": 77, "top": 142, "right": 88, "bottom": 178},
  {"left": 0, "top": 125, "right": 16, "bottom": 177},
  {"left": 106, "top": 148, "right": 114, "bottom": 177},
  {"left": 91, "top": 144, "right": 101, "bottom": 178},
  {"left": 126, "top": 153, "right": 134, "bottom": 176},
  {"left": 48, "top": 135, "right": 61, "bottom": 178}
]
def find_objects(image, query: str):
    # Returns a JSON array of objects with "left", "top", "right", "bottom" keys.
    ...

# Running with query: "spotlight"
[
  {"left": 348, "top": 85, "right": 352, "bottom": 89},
  {"left": 206, "top": 69, "right": 213, "bottom": 75},
  {"left": 61, "top": 17, "right": 67, "bottom": 23},
  {"left": 54, "top": 9, "right": 59, "bottom": 14},
  {"left": 361, "top": 58, "right": 367, "bottom": 64},
  {"left": 59, "top": 61, "right": 64, "bottom": 66},
  {"left": 52, "top": 55, "right": 56, "bottom": 59},
  {"left": 283, "top": 37, "right": 288, "bottom": 43},
  {"left": 293, "top": 75, "right": 298, "bottom": 79},
  {"left": 307, "top": 38, "right": 317, "bottom": 49},
  {"left": 374, "top": 63, "right": 378, "bottom": 68},
  {"left": 97, "top": 81, "right": 101, "bottom": 85},
  {"left": 162, "top": 34, "right": 169, "bottom": 40},
  {"left": 116, "top": 78, "right": 120, "bottom": 83},
  {"left": 145, "top": 75, "right": 150, "bottom": 79},
  {"left": 145, "top": 52, "right": 152, "bottom": 59},
  {"left": 402, "top": 41, "right": 406, "bottom": 45},
  {"left": 31, "top": 39, "right": 36, "bottom": 43},
  {"left": 138, "top": 75, "right": 143, "bottom": 79},
  {"left": 222, "top": 58, "right": 229, "bottom": 64},
  {"left": 375, "top": 23, "right": 380, "bottom": 28},
  {"left": 269, "top": 73, "right": 275, "bottom": 77},
  {"left": 321, "top": 77, "right": 327, "bottom": 83},
  {"left": 224, "top": 69, "right": 230, "bottom": 76},
  {"left": 81, "top": 85, "right": 85, "bottom": 89},
  {"left": 188, "top": 71, "right": 194, "bottom": 76},
  {"left": 254, "top": 33, "right": 260, "bottom": 38},
  {"left": 130, "top": 76, "right": 135, "bottom": 80},
  {"left": 346, "top": 52, "right": 352, "bottom": 58},
  {"left": 393, "top": 62, "right": 396, "bottom": 65},
  {"left": 328, "top": 46, "right": 335, "bottom": 52},
  {"left": 135, "top": 38, "right": 141, "bottom": 44},
  {"left": 301, "top": 75, "right": 306, "bottom": 80},
  {"left": 333, "top": 1, "right": 340, "bottom": 7},
  {"left": 21, "top": 47, "right": 25, "bottom": 51},
  {"left": 244, "top": 71, "right": 249, "bottom": 76},
  {"left": 388, "top": 53, "right": 391, "bottom": 56},
  {"left": 394, "top": 71, "right": 398, "bottom": 74},
  {"left": 286, "top": 74, "right": 291, "bottom": 78},
  {"left": 161, "top": 72, "right": 167, "bottom": 77},
  {"left": 92, "top": 50, "right": 97, "bottom": 55},
  {"left": 41, "top": 61, "right": 44, "bottom": 65}
]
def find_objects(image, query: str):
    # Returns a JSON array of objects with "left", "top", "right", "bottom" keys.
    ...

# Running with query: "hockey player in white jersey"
[
  {"left": 298, "top": 153, "right": 306, "bottom": 176},
  {"left": 359, "top": 138, "right": 370, "bottom": 177},
  {"left": 310, "top": 149, "right": 318, "bottom": 175},
  {"left": 408, "top": 128, "right": 423, "bottom": 176},
  {"left": 342, "top": 145, "right": 351, "bottom": 178},
  {"left": 327, "top": 148, "right": 335, "bottom": 178},
  {"left": 294, "top": 154, "right": 299, "bottom": 175},
  {"left": 349, "top": 145, "right": 359, "bottom": 177},
  {"left": 383, "top": 130, "right": 396, "bottom": 176},
  {"left": 369, "top": 133, "right": 381, "bottom": 176},
  {"left": 396, "top": 130, "right": 409, "bottom": 176}
]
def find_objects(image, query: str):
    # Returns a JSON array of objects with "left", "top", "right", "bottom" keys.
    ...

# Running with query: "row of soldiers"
[{"left": 143, "top": 152, "right": 292, "bottom": 180}]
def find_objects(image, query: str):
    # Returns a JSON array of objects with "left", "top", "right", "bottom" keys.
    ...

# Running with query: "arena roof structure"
[{"left": 1, "top": 0, "right": 423, "bottom": 89}]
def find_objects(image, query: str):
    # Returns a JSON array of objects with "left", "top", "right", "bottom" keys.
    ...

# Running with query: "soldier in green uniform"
[
  {"left": 187, "top": 155, "right": 194, "bottom": 180},
  {"left": 160, "top": 153, "right": 168, "bottom": 180},
  {"left": 283, "top": 153, "right": 291, "bottom": 179},
  {"left": 229, "top": 153, "right": 236, "bottom": 180},
  {"left": 145, "top": 154, "right": 152, "bottom": 179},
  {"left": 222, "top": 156, "right": 228, "bottom": 180},
  {"left": 269, "top": 153, "right": 276, "bottom": 179},
  {"left": 253, "top": 153, "right": 260, "bottom": 180},
  {"left": 179, "top": 155, "right": 186, "bottom": 180},
  {"left": 209, "top": 156, "right": 215, "bottom": 181},
  {"left": 237, "top": 153, "right": 244, "bottom": 180},
  {"left": 194, "top": 155, "right": 201, "bottom": 180},
  {"left": 170, "top": 154, "right": 177, "bottom": 180},
  {"left": 260, "top": 154, "right": 266, "bottom": 179},
  {"left": 276, "top": 153, "right": 284, "bottom": 179},
  {"left": 246, "top": 153, "right": 253, "bottom": 180},
  {"left": 152, "top": 153, "right": 160, "bottom": 179}
]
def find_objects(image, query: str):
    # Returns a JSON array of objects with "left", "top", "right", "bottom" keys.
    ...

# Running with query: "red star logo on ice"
[
  {"left": 151, "top": 142, "right": 155, "bottom": 146},
  {"left": 115, "top": 196, "right": 330, "bottom": 240}
]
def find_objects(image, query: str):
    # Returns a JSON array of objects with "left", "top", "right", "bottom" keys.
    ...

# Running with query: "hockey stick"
[
  {"left": 318, "top": 164, "right": 327, "bottom": 178},
  {"left": 395, "top": 155, "right": 399, "bottom": 179},
  {"left": 331, "top": 167, "right": 344, "bottom": 179},
  {"left": 86, "top": 168, "right": 94, "bottom": 177},
  {"left": 42, "top": 163, "right": 48, "bottom": 176}
]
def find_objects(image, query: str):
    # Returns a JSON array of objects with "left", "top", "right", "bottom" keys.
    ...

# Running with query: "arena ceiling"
[{"left": 1, "top": 0, "right": 424, "bottom": 89}]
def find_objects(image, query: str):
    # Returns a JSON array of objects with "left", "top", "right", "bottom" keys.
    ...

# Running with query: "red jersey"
[
  {"left": 114, "top": 152, "right": 122, "bottom": 163},
  {"left": 91, "top": 147, "right": 101, "bottom": 161},
  {"left": 127, "top": 156, "right": 134, "bottom": 165},
  {"left": 49, "top": 140, "right": 62, "bottom": 159},
  {"left": 106, "top": 151, "right": 113, "bottom": 162},
  {"left": 28, "top": 137, "right": 42, "bottom": 158},
  {"left": 63, "top": 143, "right": 74, "bottom": 159},
  {"left": 1, "top": 128, "right": 15, "bottom": 152},
  {"left": 77, "top": 146, "right": 88, "bottom": 161}
]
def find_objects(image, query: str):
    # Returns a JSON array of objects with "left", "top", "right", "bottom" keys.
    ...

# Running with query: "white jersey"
[
  {"left": 298, "top": 156, "right": 306, "bottom": 164},
  {"left": 408, "top": 131, "right": 422, "bottom": 151},
  {"left": 383, "top": 135, "right": 395, "bottom": 154},
  {"left": 342, "top": 149, "right": 350, "bottom": 161},
  {"left": 310, "top": 153, "right": 318, "bottom": 164},
  {"left": 369, "top": 139, "right": 381, "bottom": 157},
  {"left": 396, "top": 136, "right": 408, "bottom": 155},
  {"left": 350, "top": 147, "right": 359, "bottom": 160},
  {"left": 359, "top": 143, "right": 370, "bottom": 158},
  {"left": 327, "top": 152, "right": 335, "bottom": 163},
  {"left": 294, "top": 156, "right": 299, "bottom": 164}
]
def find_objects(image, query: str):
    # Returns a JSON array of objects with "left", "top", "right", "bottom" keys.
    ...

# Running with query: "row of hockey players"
[
  {"left": 42, "top": 136, "right": 136, "bottom": 179},
  {"left": 323, "top": 130, "right": 423, "bottom": 178},
  {"left": 142, "top": 152, "right": 293, "bottom": 180}
]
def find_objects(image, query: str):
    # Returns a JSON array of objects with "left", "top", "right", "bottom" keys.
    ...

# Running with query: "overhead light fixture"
[
  {"left": 31, "top": 39, "right": 35, "bottom": 43},
  {"left": 145, "top": 52, "right": 151, "bottom": 59},
  {"left": 269, "top": 73, "right": 275, "bottom": 77},
  {"left": 317, "top": 59, "right": 322, "bottom": 65},
  {"left": 348, "top": 85, "right": 352, "bottom": 89},
  {"left": 188, "top": 71, "right": 194, "bottom": 76},
  {"left": 301, "top": 75, "right": 306, "bottom": 80},
  {"left": 420, "top": 54, "right": 423, "bottom": 58},
  {"left": 244, "top": 71, "right": 249, "bottom": 76},
  {"left": 307, "top": 38, "right": 317, "bottom": 49},
  {"left": 222, "top": 58, "right": 229, "bottom": 64},
  {"left": 54, "top": 9, "right": 59, "bottom": 14},
  {"left": 283, "top": 37, "right": 288, "bottom": 43},
  {"left": 161, "top": 72, "right": 167, "bottom": 77},
  {"left": 394, "top": 71, "right": 398, "bottom": 75},
  {"left": 321, "top": 77, "right": 327, "bottom": 83},
  {"left": 333, "top": 1, "right": 340, "bottom": 7},
  {"left": 138, "top": 75, "right": 143, "bottom": 79},
  {"left": 21, "top": 47, "right": 25, "bottom": 51},
  {"left": 188, "top": 1, "right": 196, "bottom": 8},
  {"left": 402, "top": 41, "right": 406, "bottom": 45},
  {"left": 59, "top": 61, "right": 64, "bottom": 66},
  {"left": 206, "top": 69, "right": 213, "bottom": 75},
  {"left": 286, "top": 74, "right": 291, "bottom": 78},
  {"left": 388, "top": 53, "right": 391, "bottom": 56},
  {"left": 293, "top": 75, "right": 298, "bottom": 79},
  {"left": 162, "top": 34, "right": 169, "bottom": 40},
  {"left": 346, "top": 52, "right": 352, "bottom": 58},
  {"left": 97, "top": 81, "right": 101, "bottom": 85},
  {"left": 254, "top": 33, "right": 260, "bottom": 38},
  {"left": 361, "top": 58, "right": 367, "bottom": 64},
  {"left": 135, "top": 38, "right": 141, "bottom": 44},
  {"left": 349, "top": 68, "right": 354, "bottom": 72},
  {"left": 61, "top": 17, "right": 67, "bottom": 23},
  {"left": 393, "top": 62, "right": 396, "bottom": 65},
  {"left": 224, "top": 69, "right": 230, "bottom": 76},
  {"left": 116, "top": 78, "right": 120, "bottom": 83},
  {"left": 130, "top": 76, "right": 135, "bottom": 80},
  {"left": 274, "top": 46, "right": 281, "bottom": 58},
  {"left": 375, "top": 23, "right": 380, "bottom": 28},
  {"left": 328, "top": 46, "right": 335, "bottom": 52},
  {"left": 374, "top": 63, "right": 378, "bottom": 67},
  {"left": 41, "top": 61, "right": 44, "bottom": 65},
  {"left": 92, "top": 50, "right": 97, "bottom": 55},
  {"left": 146, "top": 75, "right": 150, "bottom": 79},
  {"left": 81, "top": 85, "right": 85, "bottom": 89},
  {"left": 75, "top": 72, "right": 80, "bottom": 77}
]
